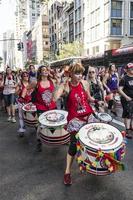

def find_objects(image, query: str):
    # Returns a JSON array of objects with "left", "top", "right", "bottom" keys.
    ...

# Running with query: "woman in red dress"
[{"left": 55, "top": 63, "right": 98, "bottom": 185}]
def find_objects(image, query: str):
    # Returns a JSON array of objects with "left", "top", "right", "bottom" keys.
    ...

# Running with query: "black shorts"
[
  {"left": 121, "top": 97, "right": 133, "bottom": 118},
  {"left": 3, "top": 94, "right": 16, "bottom": 107}
]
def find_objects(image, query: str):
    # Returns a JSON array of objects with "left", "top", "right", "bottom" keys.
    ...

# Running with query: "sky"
[{"left": 0, "top": 0, "right": 16, "bottom": 56}]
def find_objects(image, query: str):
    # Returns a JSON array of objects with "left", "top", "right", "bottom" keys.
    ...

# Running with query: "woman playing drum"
[
  {"left": 30, "top": 65, "right": 57, "bottom": 151},
  {"left": 16, "top": 71, "right": 33, "bottom": 136},
  {"left": 55, "top": 63, "right": 100, "bottom": 185}
]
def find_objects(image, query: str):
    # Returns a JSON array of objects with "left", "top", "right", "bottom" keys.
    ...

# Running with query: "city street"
[{"left": 0, "top": 112, "right": 133, "bottom": 200}]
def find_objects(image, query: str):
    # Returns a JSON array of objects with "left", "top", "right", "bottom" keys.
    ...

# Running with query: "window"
[
  {"left": 130, "top": 20, "right": 133, "bottom": 35},
  {"left": 75, "top": 10, "right": 78, "bottom": 21},
  {"left": 111, "top": 1, "right": 122, "bottom": 17},
  {"left": 78, "top": 7, "right": 81, "bottom": 19},
  {"left": 111, "top": 19, "right": 122, "bottom": 35},
  {"left": 130, "top": 2, "right": 133, "bottom": 18},
  {"left": 79, "top": 20, "right": 81, "bottom": 33},
  {"left": 75, "top": 23, "right": 78, "bottom": 34}
]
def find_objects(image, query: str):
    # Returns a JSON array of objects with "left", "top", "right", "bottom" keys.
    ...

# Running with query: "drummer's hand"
[
  {"left": 98, "top": 101, "right": 104, "bottom": 107},
  {"left": 126, "top": 96, "right": 132, "bottom": 101}
]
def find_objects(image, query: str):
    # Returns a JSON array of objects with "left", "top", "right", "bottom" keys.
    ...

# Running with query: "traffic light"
[
  {"left": 17, "top": 42, "right": 24, "bottom": 51},
  {"left": 17, "top": 43, "right": 21, "bottom": 51}
]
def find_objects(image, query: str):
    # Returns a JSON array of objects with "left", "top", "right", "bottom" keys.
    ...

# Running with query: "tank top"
[
  {"left": 18, "top": 83, "right": 32, "bottom": 104},
  {"left": 3, "top": 76, "right": 16, "bottom": 95},
  {"left": 107, "top": 73, "right": 118, "bottom": 91},
  {"left": 35, "top": 80, "right": 56, "bottom": 111},
  {"left": 67, "top": 82, "right": 94, "bottom": 122}
]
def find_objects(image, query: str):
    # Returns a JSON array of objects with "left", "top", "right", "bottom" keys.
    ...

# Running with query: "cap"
[{"left": 126, "top": 63, "right": 133, "bottom": 70}]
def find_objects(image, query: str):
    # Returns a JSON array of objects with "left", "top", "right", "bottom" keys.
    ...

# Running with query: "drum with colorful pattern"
[
  {"left": 38, "top": 110, "right": 70, "bottom": 145},
  {"left": 76, "top": 123, "right": 126, "bottom": 175}
]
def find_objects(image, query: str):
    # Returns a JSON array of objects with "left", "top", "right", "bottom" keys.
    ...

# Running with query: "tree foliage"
[
  {"left": 56, "top": 41, "right": 84, "bottom": 60},
  {"left": 39, "top": 0, "right": 49, "bottom": 4}
]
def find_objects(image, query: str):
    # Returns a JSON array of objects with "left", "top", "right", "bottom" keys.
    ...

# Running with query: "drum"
[
  {"left": 114, "top": 94, "right": 123, "bottom": 117},
  {"left": 96, "top": 112, "right": 112, "bottom": 123},
  {"left": 76, "top": 123, "right": 126, "bottom": 176},
  {"left": 38, "top": 110, "right": 70, "bottom": 145},
  {"left": 22, "top": 103, "right": 38, "bottom": 127}
]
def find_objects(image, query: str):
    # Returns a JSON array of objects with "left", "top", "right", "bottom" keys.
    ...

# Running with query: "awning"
[{"left": 112, "top": 46, "right": 133, "bottom": 56}]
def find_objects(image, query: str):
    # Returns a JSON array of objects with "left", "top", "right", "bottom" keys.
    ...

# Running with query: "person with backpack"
[
  {"left": 54, "top": 63, "right": 98, "bottom": 185},
  {"left": 3, "top": 67, "right": 17, "bottom": 122}
]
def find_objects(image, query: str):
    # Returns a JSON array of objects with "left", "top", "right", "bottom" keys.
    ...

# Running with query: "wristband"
[{"left": 94, "top": 99, "right": 98, "bottom": 104}]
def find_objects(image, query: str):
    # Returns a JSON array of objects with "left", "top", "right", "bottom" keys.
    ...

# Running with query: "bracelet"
[{"left": 94, "top": 99, "right": 98, "bottom": 104}]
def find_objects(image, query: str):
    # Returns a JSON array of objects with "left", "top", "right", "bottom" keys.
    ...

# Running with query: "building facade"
[
  {"left": 3, "top": 31, "right": 16, "bottom": 69},
  {"left": 84, "top": 0, "right": 133, "bottom": 57},
  {"left": 26, "top": 0, "right": 41, "bottom": 31}
]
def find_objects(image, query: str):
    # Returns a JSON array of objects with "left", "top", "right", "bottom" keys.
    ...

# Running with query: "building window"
[
  {"left": 130, "top": 20, "right": 133, "bottom": 35},
  {"left": 75, "top": 23, "right": 78, "bottom": 34},
  {"left": 79, "top": 20, "right": 81, "bottom": 33},
  {"left": 111, "top": 1, "right": 122, "bottom": 18},
  {"left": 111, "top": 19, "right": 122, "bottom": 35},
  {"left": 75, "top": 10, "right": 78, "bottom": 21},
  {"left": 78, "top": 7, "right": 81, "bottom": 19},
  {"left": 130, "top": 2, "right": 133, "bottom": 18}
]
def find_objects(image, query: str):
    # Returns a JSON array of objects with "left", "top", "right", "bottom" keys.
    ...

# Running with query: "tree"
[
  {"left": 56, "top": 41, "right": 84, "bottom": 60},
  {"left": 39, "top": 0, "right": 49, "bottom": 4}
]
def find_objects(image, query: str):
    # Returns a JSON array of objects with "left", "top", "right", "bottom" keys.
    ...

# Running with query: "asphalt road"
[{"left": 0, "top": 111, "right": 133, "bottom": 200}]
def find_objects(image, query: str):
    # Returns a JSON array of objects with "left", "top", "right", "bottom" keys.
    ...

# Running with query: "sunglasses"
[
  {"left": 23, "top": 74, "right": 29, "bottom": 77},
  {"left": 89, "top": 71, "right": 95, "bottom": 74}
]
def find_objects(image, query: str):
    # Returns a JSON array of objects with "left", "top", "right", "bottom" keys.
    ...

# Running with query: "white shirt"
[{"left": 3, "top": 77, "right": 16, "bottom": 95}]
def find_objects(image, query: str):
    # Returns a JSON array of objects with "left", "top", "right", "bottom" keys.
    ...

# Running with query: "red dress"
[
  {"left": 67, "top": 82, "right": 93, "bottom": 122},
  {"left": 35, "top": 80, "right": 56, "bottom": 111}
]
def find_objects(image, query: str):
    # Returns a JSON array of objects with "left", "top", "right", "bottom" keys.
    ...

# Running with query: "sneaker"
[
  {"left": 18, "top": 133, "right": 24, "bottom": 138},
  {"left": 64, "top": 173, "right": 72, "bottom": 185},
  {"left": 7, "top": 116, "right": 12, "bottom": 122},
  {"left": 17, "top": 128, "right": 26, "bottom": 133},
  {"left": 12, "top": 117, "right": 16, "bottom": 123},
  {"left": 125, "top": 129, "right": 132, "bottom": 139}
]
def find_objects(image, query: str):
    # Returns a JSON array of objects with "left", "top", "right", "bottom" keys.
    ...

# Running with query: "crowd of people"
[{"left": 0, "top": 62, "right": 133, "bottom": 185}]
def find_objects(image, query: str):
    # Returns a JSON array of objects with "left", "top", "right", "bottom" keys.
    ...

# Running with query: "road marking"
[{"left": 112, "top": 119, "right": 125, "bottom": 128}]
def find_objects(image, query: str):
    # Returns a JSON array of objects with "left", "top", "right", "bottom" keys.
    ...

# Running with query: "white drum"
[
  {"left": 96, "top": 113, "right": 112, "bottom": 123},
  {"left": 38, "top": 110, "right": 70, "bottom": 145},
  {"left": 22, "top": 103, "right": 38, "bottom": 127},
  {"left": 76, "top": 123, "right": 126, "bottom": 176}
]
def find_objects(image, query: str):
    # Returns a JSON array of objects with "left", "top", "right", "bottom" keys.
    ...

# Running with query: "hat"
[{"left": 126, "top": 63, "right": 133, "bottom": 70}]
